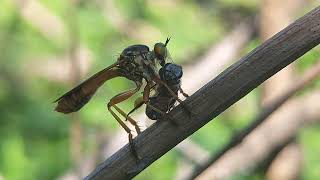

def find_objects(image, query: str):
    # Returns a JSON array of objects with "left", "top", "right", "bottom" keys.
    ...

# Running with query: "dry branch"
[{"left": 85, "top": 7, "right": 320, "bottom": 180}]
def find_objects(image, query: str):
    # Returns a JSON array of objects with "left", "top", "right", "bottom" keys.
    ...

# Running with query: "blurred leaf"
[{"left": 300, "top": 126, "right": 320, "bottom": 179}]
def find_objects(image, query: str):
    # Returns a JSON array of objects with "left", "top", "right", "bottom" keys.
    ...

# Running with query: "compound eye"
[
  {"left": 154, "top": 44, "right": 161, "bottom": 55},
  {"left": 154, "top": 43, "right": 166, "bottom": 60}
]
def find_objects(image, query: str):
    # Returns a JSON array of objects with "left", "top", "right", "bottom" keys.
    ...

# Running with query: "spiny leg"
[
  {"left": 107, "top": 82, "right": 142, "bottom": 159},
  {"left": 107, "top": 106, "right": 138, "bottom": 159},
  {"left": 125, "top": 82, "right": 176, "bottom": 123},
  {"left": 127, "top": 82, "right": 170, "bottom": 120},
  {"left": 126, "top": 96, "right": 145, "bottom": 120},
  {"left": 113, "top": 105, "right": 141, "bottom": 134}
]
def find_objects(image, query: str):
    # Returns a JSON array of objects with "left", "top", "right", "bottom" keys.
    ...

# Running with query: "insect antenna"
[{"left": 165, "top": 37, "right": 171, "bottom": 47}]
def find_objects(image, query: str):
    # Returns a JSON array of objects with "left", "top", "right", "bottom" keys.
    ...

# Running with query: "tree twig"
[{"left": 85, "top": 7, "right": 320, "bottom": 180}]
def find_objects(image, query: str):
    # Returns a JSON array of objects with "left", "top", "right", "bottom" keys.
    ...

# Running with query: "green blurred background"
[{"left": 0, "top": 0, "right": 319, "bottom": 180}]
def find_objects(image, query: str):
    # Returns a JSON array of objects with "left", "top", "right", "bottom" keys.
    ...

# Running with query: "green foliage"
[
  {"left": 216, "top": 0, "right": 259, "bottom": 9},
  {"left": 0, "top": 0, "right": 16, "bottom": 24},
  {"left": 300, "top": 126, "right": 320, "bottom": 179}
]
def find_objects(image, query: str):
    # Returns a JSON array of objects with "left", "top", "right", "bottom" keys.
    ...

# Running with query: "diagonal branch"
[{"left": 85, "top": 6, "right": 320, "bottom": 180}]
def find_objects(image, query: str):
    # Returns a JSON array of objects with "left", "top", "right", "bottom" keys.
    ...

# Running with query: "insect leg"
[
  {"left": 107, "top": 82, "right": 142, "bottom": 112},
  {"left": 107, "top": 82, "right": 142, "bottom": 159},
  {"left": 113, "top": 105, "right": 141, "bottom": 134},
  {"left": 107, "top": 105, "right": 139, "bottom": 159},
  {"left": 153, "top": 77, "right": 193, "bottom": 116},
  {"left": 125, "top": 82, "right": 157, "bottom": 119},
  {"left": 179, "top": 87, "right": 189, "bottom": 98},
  {"left": 124, "top": 82, "right": 177, "bottom": 122},
  {"left": 123, "top": 85, "right": 153, "bottom": 117},
  {"left": 126, "top": 96, "right": 145, "bottom": 119}
]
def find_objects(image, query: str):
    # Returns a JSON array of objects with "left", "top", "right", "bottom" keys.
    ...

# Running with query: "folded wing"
[{"left": 54, "top": 63, "right": 121, "bottom": 113}]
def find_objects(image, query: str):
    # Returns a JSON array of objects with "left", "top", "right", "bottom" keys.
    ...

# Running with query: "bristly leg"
[
  {"left": 126, "top": 96, "right": 145, "bottom": 121},
  {"left": 113, "top": 105, "right": 141, "bottom": 134},
  {"left": 106, "top": 83, "right": 142, "bottom": 160}
]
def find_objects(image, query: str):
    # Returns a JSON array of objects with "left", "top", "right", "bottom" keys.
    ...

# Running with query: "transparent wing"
[{"left": 166, "top": 50, "right": 174, "bottom": 64}]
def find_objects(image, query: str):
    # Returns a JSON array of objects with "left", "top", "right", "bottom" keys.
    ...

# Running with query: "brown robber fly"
[{"left": 54, "top": 38, "right": 189, "bottom": 158}]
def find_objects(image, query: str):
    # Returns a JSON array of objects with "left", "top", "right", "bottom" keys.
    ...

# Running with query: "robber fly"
[{"left": 54, "top": 38, "right": 189, "bottom": 158}]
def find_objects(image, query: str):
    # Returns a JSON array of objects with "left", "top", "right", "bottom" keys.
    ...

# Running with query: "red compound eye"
[{"left": 155, "top": 45, "right": 161, "bottom": 55}]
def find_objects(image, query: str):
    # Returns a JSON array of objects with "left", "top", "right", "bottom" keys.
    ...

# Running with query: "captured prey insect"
[
  {"left": 127, "top": 63, "right": 189, "bottom": 122},
  {"left": 54, "top": 38, "right": 190, "bottom": 158},
  {"left": 146, "top": 63, "right": 189, "bottom": 120}
]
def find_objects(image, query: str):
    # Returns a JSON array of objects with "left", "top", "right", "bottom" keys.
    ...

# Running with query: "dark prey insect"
[
  {"left": 54, "top": 38, "right": 190, "bottom": 158},
  {"left": 146, "top": 63, "right": 189, "bottom": 120},
  {"left": 127, "top": 63, "right": 189, "bottom": 122}
]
